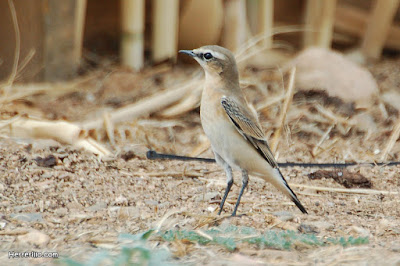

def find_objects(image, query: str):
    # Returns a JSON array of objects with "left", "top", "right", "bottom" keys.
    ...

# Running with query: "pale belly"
[{"left": 200, "top": 106, "right": 270, "bottom": 175}]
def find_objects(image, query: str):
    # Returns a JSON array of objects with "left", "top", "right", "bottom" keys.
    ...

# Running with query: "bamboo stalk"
[
  {"left": 257, "top": 0, "right": 274, "bottom": 48},
  {"left": 3, "top": 0, "right": 20, "bottom": 94},
  {"left": 361, "top": 0, "right": 400, "bottom": 59},
  {"left": 221, "top": 0, "right": 250, "bottom": 52},
  {"left": 335, "top": 4, "right": 400, "bottom": 51},
  {"left": 43, "top": 0, "right": 87, "bottom": 81},
  {"left": 303, "top": 0, "right": 337, "bottom": 48},
  {"left": 74, "top": 0, "right": 87, "bottom": 66},
  {"left": 152, "top": 0, "right": 179, "bottom": 62},
  {"left": 121, "top": 0, "right": 145, "bottom": 70}
]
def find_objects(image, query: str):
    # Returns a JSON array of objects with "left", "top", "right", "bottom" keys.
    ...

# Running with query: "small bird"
[{"left": 179, "top": 45, "right": 307, "bottom": 216}]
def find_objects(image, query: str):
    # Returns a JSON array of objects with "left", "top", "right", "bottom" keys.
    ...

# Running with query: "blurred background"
[{"left": 1, "top": 0, "right": 400, "bottom": 82}]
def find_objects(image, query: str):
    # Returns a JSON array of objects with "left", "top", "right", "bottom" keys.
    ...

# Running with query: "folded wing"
[{"left": 221, "top": 96, "right": 278, "bottom": 169}]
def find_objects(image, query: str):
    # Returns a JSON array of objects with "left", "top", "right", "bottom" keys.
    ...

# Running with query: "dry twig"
[
  {"left": 290, "top": 183, "right": 399, "bottom": 195},
  {"left": 381, "top": 118, "right": 400, "bottom": 161},
  {"left": 271, "top": 67, "right": 296, "bottom": 153}
]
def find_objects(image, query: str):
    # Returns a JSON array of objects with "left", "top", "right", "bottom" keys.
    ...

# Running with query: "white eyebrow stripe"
[{"left": 211, "top": 51, "right": 226, "bottom": 60}]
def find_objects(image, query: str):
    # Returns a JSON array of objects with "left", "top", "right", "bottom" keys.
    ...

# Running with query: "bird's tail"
[{"left": 271, "top": 168, "right": 308, "bottom": 214}]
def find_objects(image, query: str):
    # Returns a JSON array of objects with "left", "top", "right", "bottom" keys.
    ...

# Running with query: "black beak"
[{"left": 179, "top": 50, "right": 196, "bottom": 57}]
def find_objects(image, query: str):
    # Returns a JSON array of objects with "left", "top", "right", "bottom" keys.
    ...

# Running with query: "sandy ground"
[{"left": 1, "top": 58, "right": 400, "bottom": 265}]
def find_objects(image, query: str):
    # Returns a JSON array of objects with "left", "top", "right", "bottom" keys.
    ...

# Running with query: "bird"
[{"left": 179, "top": 45, "right": 307, "bottom": 216}]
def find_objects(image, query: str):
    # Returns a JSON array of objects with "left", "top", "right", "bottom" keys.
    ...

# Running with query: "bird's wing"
[{"left": 221, "top": 96, "right": 278, "bottom": 168}]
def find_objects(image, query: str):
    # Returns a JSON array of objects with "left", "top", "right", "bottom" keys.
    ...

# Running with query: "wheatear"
[{"left": 180, "top": 45, "right": 307, "bottom": 216}]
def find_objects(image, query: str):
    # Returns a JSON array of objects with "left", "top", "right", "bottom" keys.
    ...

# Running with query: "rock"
[
  {"left": 207, "top": 206, "right": 217, "bottom": 212},
  {"left": 10, "top": 213, "right": 43, "bottom": 223},
  {"left": 390, "top": 242, "right": 400, "bottom": 252},
  {"left": 298, "top": 223, "right": 320, "bottom": 234},
  {"left": 349, "top": 226, "right": 370, "bottom": 237},
  {"left": 376, "top": 218, "right": 396, "bottom": 235},
  {"left": 33, "top": 155, "right": 59, "bottom": 168},
  {"left": 382, "top": 91, "right": 400, "bottom": 111},
  {"left": 307, "top": 221, "right": 334, "bottom": 231},
  {"left": 272, "top": 211, "right": 295, "bottom": 222},
  {"left": 118, "top": 207, "right": 140, "bottom": 220},
  {"left": 87, "top": 202, "right": 108, "bottom": 212},
  {"left": 327, "top": 202, "right": 335, "bottom": 208},
  {"left": 121, "top": 144, "right": 149, "bottom": 160},
  {"left": 286, "top": 47, "right": 378, "bottom": 109},
  {"left": 194, "top": 192, "right": 220, "bottom": 202},
  {"left": 13, "top": 204, "right": 35, "bottom": 212},
  {"left": 54, "top": 208, "right": 68, "bottom": 217},
  {"left": 144, "top": 200, "right": 159, "bottom": 206},
  {"left": 17, "top": 229, "right": 50, "bottom": 247},
  {"left": 0, "top": 220, "right": 6, "bottom": 229},
  {"left": 86, "top": 201, "right": 107, "bottom": 212},
  {"left": 351, "top": 112, "right": 378, "bottom": 133},
  {"left": 114, "top": 195, "right": 128, "bottom": 205}
]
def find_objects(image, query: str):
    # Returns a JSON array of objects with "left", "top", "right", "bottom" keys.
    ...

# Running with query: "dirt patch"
[{"left": 308, "top": 169, "right": 372, "bottom": 188}]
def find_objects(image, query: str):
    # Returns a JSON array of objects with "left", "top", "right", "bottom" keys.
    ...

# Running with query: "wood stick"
[
  {"left": 361, "top": 0, "right": 400, "bottom": 59},
  {"left": 103, "top": 112, "right": 115, "bottom": 146},
  {"left": 271, "top": 67, "right": 296, "bottom": 153},
  {"left": 81, "top": 80, "right": 196, "bottom": 129},
  {"left": 152, "top": 0, "right": 179, "bottom": 62},
  {"left": 8, "top": 118, "right": 110, "bottom": 156},
  {"left": 121, "top": 0, "right": 145, "bottom": 70},
  {"left": 381, "top": 118, "right": 400, "bottom": 161},
  {"left": 312, "top": 124, "right": 334, "bottom": 156},
  {"left": 303, "top": 0, "right": 337, "bottom": 48},
  {"left": 159, "top": 81, "right": 202, "bottom": 117},
  {"left": 290, "top": 183, "right": 399, "bottom": 195}
]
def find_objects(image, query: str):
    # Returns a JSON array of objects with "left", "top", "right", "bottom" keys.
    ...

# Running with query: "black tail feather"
[
  {"left": 291, "top": 195, "right": 308, "bottom": 214},
  {"left": 277, "top": 168, "right": 308, "bottom": 214}
]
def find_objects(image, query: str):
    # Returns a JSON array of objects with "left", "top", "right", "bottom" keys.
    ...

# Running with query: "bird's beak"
[{"left": 179, "top": 50, "right": 196, "bottom": 57}]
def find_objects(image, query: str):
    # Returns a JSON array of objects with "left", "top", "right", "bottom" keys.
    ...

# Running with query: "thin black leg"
[
  {"left": 232, "top": 170, "right": 249, "bottom": 216},
  {"left": 213, "top": 151, "right": 233, "bottom": 215},
  {"left": 218, "top": 179, "right": 233, "bottom": 215}
]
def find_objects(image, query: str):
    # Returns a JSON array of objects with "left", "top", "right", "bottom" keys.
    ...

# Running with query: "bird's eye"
[{"left": 204, "top": 52, "right": 213, "bottom": 60}]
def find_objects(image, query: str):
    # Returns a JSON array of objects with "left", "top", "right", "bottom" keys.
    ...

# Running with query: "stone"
[
  {"left": 17, "top": 229, "right": 50, "bottom": 247},
  {"left": 272, "top": 211, "right": 295, "bottom": 222},
  {"left": 286, "top": 47, "right": 378, "bottom": 109},
  {"left": 10, "top": 213, "right": 43, "bottom": 223}
]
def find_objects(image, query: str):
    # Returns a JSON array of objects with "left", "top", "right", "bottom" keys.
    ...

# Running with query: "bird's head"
[{"left": 179, "top": 45, "right": 238, "bottom": 81}]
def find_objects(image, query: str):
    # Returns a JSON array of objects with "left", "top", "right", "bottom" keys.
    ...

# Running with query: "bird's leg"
[
  {"left": 218, "top": 164, "right": 233, "bottom": 215},
  {"left": 232, "top": 169, "right": 249, "bottom": 216}
]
